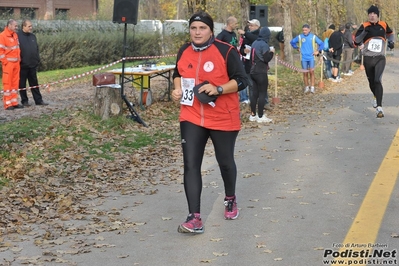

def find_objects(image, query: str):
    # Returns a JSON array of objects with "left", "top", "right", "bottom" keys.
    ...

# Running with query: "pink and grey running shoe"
[
  {"left": 178, "top": 213, "right": 204, "bottom": 234},
  {"left": 224, "top": 196, "right": 239, "bottom": 220}
]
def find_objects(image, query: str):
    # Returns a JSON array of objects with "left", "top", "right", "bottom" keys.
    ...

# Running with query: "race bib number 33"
[{"left": 180, "top": 78, "right": 195, "bottom": 106}]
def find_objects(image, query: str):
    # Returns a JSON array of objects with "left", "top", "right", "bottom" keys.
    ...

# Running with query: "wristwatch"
[{"left": 217, "top": 86, "right": 223, "bottom": 95}]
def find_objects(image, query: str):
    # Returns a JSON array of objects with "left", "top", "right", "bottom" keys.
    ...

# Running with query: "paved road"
[{"left": 2, "top": 54, "right": 399, "bottom": 265}]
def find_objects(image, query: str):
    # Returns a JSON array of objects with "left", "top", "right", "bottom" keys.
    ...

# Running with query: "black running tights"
[
  {"left": 250, "top": 73, "right": 268, "bottom": 117},
  {"left": 180, "top": 121, "right": 239, "bottom": 214},
  {"left": 364, "top": 56, "right": 386, "bottom": 107}
]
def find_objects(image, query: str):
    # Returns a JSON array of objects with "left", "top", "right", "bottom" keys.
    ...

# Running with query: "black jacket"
[
  {"left": 250, "top": 27, "right": 274, "bottom": 74},
  {"left": 239, "top": 28, "right": 260, "bottom": 73},
  {"left": 328, "top": 31, "right": 344, "bottom": 56},
  {"left": 17, "top": 30, "right": 40, "bottom": 69},
  {"left": 343, "top": 29, "right": 354, "bottom": 49}
]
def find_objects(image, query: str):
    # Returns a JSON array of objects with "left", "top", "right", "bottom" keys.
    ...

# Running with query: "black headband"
[{"left": 189, "top": 13, "right": 214, "bottom": 32}]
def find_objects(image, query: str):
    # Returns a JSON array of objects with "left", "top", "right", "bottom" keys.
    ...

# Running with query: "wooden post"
[
  {"left": 319, "top": 54, "right": 324, "bottom": 88},
  {"left": 272, "top": 55, "right": 280, "bottom": 104},
  {"left": 93, "top": 85, "right": 123, "bottom": 120}
]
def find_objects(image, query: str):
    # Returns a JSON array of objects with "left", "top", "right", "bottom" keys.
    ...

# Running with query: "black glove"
[{"left": 388, "top": 41, "right": 394, "bottom": 49}]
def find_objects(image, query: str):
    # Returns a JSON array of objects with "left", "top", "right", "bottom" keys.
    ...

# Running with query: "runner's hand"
[{"left": 172, "top": 89, "right": 182, "bottom": 102}]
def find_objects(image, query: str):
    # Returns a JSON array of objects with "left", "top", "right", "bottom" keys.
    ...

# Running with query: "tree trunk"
[
  {"left": 186, "top": 0, "right": 206, "bottom": 14},
  {"left": 280, "top": 0, "right": 294, "bottom": 65},
  {"left": 94, "top": 86, "right": 123, "bottom": 120},
  {"left": 239, "top": 0, "right": 250, "bottom": 28}
]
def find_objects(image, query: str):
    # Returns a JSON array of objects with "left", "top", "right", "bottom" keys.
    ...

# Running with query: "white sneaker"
[
  {"left": 331, "top": 78, "right": 338, "bottom": 83},
  {"left": 376, "top": 106, "right": 384, "bottom": 118},
  {"left": 304, "top": 86, "right": 310, "bottom": 93},
  {"left": 310, "top": 86, "right": 315, "bottom": 93},
  {"left": 344, "top": 72, "right": 353, "bottom": 76},
  {"left": 372, "top": 97, "right": 377, "bottom": 108},
  {"left": 256, "top": 115, "right": 273, "bottom": 123},
  {"left": 249, "top": 114, "right": 258, "bottom": 122},
  {"left": 241, "top": 100, "right": 250, "bottom": 104}
]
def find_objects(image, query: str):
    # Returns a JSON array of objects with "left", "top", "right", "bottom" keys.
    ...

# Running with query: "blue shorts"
[{"left": 301, "top": 60, "right": 315, "bottom": 70}]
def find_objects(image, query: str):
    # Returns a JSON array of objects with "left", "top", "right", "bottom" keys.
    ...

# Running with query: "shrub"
[{"left": 37, "top": 30, "right": 167, "bottom": 71}]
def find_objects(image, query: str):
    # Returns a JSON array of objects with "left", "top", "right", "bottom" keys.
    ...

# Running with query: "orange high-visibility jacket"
[{"left": 0, "top": 26, "right": 20, "bottom": 65}]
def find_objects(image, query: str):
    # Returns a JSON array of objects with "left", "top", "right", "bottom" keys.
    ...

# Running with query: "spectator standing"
[
  {"left": 321, "top": 24, "right": 335, "bottom": 79},
  {"left": 17, "top": 19, "right": 48, "bottom": 106},
  {"left": 249, "top": 27, "right": 274, "bottom": 123},
  {"left": 328, "top": 25, "right": 345, "bottom": 82},
  {"left": 171, "top": 11, "right": 248, "bottom": 234},
  {"left": 237, "top": 19, "right": 261, "bottom": 105},
  {"left": 290, "top": 24, "right": 324, "bottom": 94},
  {"left": 216, "top": 16, "right": 246, "bottom": 104},
  {"left": 0, "top": 19, "right": 24, "bottom": 110},
  {"left": 355, "top": 5, "right": 394, "bottom": 118},
  {"left": 216, "top": 16, "right": 239, "bottom": 47},
  {"left": 276, "top": 27, "right": 285, "bottom": 60},
  {"left": 342, "top": 23, "right": 355, "bottom": 76}
]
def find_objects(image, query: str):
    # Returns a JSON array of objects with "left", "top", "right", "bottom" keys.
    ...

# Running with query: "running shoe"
[
  {"left": 249, "top": 114, "right": 258, "bottom": 122},
  {"left": 224, "top": 197, "right": 239, "bottom": 220},
  {"left": 376, "top": 106, "right": 384, "bottom": 118},
  {"left": 310, "top": 86, "right": 315, "bottom": 93},
  {"left": 177, "top": 213, "right": 204, "bottom": 234},
  {"left": 372, "top": 97, "right": 377, "bottom": 108},
  {"left": 257, "top": 115, "right": 273, "bottom": 123},
  {"left": 304, "top": 86, "right": 310, "bottom": 93}
]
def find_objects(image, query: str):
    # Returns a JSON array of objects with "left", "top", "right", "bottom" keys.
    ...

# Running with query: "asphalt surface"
[{"left": 2, "top": 52, "right": 399, "bottom": 265}]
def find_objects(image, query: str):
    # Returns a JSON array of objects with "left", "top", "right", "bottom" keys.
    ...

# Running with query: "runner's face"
[
  {"left": 368, "top": 12, "right": 378, "bottom": 23},
  {"left": 190, "top": 21, "right": 213, "bottom": 45}
]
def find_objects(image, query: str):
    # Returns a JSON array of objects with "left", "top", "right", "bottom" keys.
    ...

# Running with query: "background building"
[{"left": 0, "top": 0, "right": 98, "bottom": 20}]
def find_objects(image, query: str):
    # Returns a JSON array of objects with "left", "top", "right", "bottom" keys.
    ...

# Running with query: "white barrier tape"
[
  {"left": 126, "top": 54, "right": 177, "bottom": 60},
  {"left": 276, "top": 55, "right": 322, "bottom": 73},
  {"left": 1, "top": 54, "right": 177, "bottom": 94}
]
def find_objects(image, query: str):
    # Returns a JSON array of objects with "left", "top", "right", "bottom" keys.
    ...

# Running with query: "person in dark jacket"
[
  {"left": 249, "top": 26, "right": 274, "bottom": 123},
  {"left": 237, "top": 19, "right": 261, "bottom": 105},
  {"left": 275, "top": 28, "right": 285, "bottom": 60},
  {"left": 328, "top": 25, "right": 345, "bottom": 82},
  {"left": 342, "top": 23, "right": 355, "bottom": 76},
  {"left": 216, "top": 16, "right": 238, "bottom": 47},
  {"left": 17, "top": 19, "right": 48, "bottom": 106}
]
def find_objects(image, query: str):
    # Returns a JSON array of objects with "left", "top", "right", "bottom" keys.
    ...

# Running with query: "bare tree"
[
  {"left": 277, "top": 0, "right": 294, "bottom": 64},
  {"left": 239, "top": 0, "right": 250, "bottom": 28},
  {"left": 187, "top": 0, "right": 207, "bottom": 14}
]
